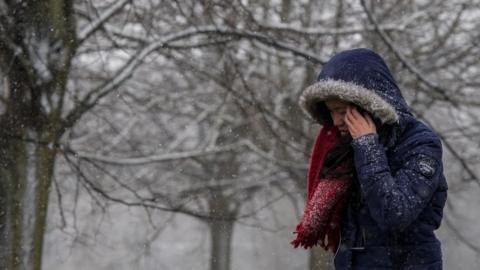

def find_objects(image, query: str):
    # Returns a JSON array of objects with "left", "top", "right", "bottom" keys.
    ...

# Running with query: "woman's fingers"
[
  {"left": 345, "top": 108, "right": 357, "bottom": 134},
  {"left": 344, "top": 112, "right": 353, "bottom": 129},
  {"left": 347, "top": 106, "right": 364, "bottom": 125},
  {"left": 345, "top": 106, "right": 377, "bottom": 138},
  {"left": 349, "top": 106, "right": 362, "bottom": 119},
  {"left": 346, "top": 106, "right": 355, "bottom": 120},
  {"left": 345, "top": 106, "right": 359, "bottom": 125},
  {"left": 344, "top": 112, "right": 357, "bottom": 136},
  {"left": 346, "top": 107, "right": 365, "bottom": 128}
]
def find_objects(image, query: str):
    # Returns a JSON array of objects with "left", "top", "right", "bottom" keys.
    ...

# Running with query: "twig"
[
  {"left": 65, "top": 139, "right": 306, "bottom": 169},
  {"left": 52, "top": 175, "right": 67, "bottom": 229},
  {"left": 77, "top": 0, "right": 132, "bottom": 45},
  {"left": 419, "top": 115, "right": 480, "bottom": 187},
  {"left": 360, "top": 0, "right": 458, "bottom": 106}
]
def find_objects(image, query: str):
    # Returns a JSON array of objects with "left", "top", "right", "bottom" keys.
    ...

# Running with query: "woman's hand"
[{"left": 344, "top": 106, "right": 376, "bottom": 139}]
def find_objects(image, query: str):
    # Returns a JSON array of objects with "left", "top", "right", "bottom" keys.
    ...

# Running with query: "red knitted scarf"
[{"left": 291, "top": 123, "right": 353, "bottom": 252}]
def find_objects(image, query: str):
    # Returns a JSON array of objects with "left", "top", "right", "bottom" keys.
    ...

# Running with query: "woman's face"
[{"left": 325, "top": 99, "right": 350, "bottom": 136}]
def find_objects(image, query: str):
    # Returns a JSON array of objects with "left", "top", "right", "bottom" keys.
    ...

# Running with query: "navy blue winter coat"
[{"left": 299, "top": 48, "right": 448, "bottom": 269}]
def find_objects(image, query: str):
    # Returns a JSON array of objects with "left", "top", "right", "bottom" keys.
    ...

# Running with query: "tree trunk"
[
  {"left": 208, "top": 194, "right": 235, "bottom": 270},
  {"left": 310, "top": 246, "right": 333, "bottom": 270},
  {"left": 208, "top": 217, "right": 235, "bottom": 270},
  {"left": 0, "top": 1, "right": 75, "bottom": 268},
  {"left": 0, "top": 130, "right": 56, "bottom": 270}
]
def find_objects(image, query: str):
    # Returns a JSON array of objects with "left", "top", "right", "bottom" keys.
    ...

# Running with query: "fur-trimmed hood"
[{"left": 299, "top": 48, "right": 412, "bottom": 126}]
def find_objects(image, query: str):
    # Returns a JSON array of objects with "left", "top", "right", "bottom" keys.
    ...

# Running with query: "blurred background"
[{"left": 1, "top": 0, "right": 479, "bottom": 269}]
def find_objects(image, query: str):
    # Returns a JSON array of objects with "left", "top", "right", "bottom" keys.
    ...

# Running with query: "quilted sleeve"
[{"left": 351, "top": 133, "right": 443, "bottom": 232}]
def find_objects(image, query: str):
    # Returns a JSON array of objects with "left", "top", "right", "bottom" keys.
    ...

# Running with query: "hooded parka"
[{"left": 299, "top": 48, "right": 448, "bottom": 270}]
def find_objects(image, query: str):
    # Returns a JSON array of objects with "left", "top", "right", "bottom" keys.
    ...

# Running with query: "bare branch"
[
  {"left": 360, "top": 0, "right": 458, "bottom": 106},
  {"left": 52, "top": 176, "right": 67, "bottom": 229},
  {"left": 77, "top": 0, "right": 132, "bottom": 45},
  {"left": 62, "top": 149, "right": 283, "bottom": 222},
  {"left": 417, "top": 113, "right": 480, "bottom": 187},
  {"left": 63, "top": 25, "right": 327, "bottom": 131},
  {"left": 67, "top": 141, "right": 245, "bottom": 165},
  {"left": 258, "top": 22, "right": 410, "bottom": 36},
  {"left": 65, "top": 138, "right": 306, "bottom": 169}
]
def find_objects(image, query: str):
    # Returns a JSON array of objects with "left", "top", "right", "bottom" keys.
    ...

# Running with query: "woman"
[{"left": 291, "top": 48, "right": 448, "bottom": 269}]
